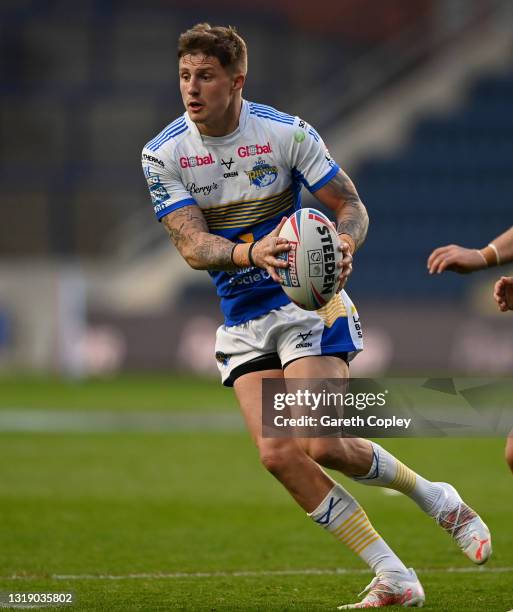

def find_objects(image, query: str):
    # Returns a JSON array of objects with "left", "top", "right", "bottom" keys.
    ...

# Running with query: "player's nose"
[{"left": 186, "top": 77, "right": 200, "bottom": 95}]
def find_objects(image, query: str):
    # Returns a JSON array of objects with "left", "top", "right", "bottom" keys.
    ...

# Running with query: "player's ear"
[{"left": 232, "top": 73, "right": 245, "bottom": 92}]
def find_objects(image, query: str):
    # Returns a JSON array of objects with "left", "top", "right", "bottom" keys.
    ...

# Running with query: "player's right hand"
[
  {"left": 493, "top": 276, "right": 513, "bottom": 312},
  {"left": 427, "top": 244, "right": 487, "bottom": 274},
  {"left": 251, "top": 217, "right": 291, "bottom": 284}
]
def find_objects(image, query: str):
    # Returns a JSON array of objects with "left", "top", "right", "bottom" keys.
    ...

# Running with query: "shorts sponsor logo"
[
  {"left": 237, "top": 142, "right": 272, "bottom": 158},
  {"left": 186, "top": 181, "right": 219, "bottom": 197},
  {"left": 142, "top": 153, "right": 165, "bottom": 167},
  {"left": 353, "top": 315, "right": 363, "bottom": 338},
  {"left": 180, "top": 153, "right": 215, "bottom": 168},
  {"left": 295, "top": 330, "right": 313, "bottom": 349},
  {"left": 245, "top": 158, "right": 278, "bottom": 189}
]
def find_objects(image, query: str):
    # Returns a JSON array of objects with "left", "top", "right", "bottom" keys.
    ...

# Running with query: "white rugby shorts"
[{"left": 215, "top": 291, "right": 363, "bottom": 386}]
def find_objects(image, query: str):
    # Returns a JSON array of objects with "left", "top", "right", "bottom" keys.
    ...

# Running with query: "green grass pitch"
[{"left": 0, "top": 376, "right": 512, "bottom": 610}]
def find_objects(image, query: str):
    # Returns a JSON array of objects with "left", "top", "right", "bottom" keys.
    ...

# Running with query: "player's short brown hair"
[{"left": 178, "top": 23, "right": 247, "bottom": 74}]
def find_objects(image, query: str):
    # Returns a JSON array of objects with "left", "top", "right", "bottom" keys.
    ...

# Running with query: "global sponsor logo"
[
  {"left": 315, "top": 225, "right": 337, "bottom": 295},
  {"left": 186, "top": 181, "right": 219, "bottom": 197},
  {"left": 245, "top": 157, "right": 278, "bottom": 189},
  {"left": 237, "top": 142, "right": 272, "bottom": 158},
  {"left": 142, "top": 153, "right": 165, "bottom": 167},
  {"left": 179, "top": 153, "right": 215, "bottom": 168}
]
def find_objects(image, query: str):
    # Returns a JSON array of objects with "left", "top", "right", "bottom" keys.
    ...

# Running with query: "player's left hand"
[
  {"left": 493, "top": 276, "right": 513, "bottom": 312},
  {"left": 336, "top": 240, "right": 353, "bottom": 292},
  {"left": 427, "top": 244, "right": 486, "bottom": 274},
  {"left": 251, "top": 217, "right": 291, "bottom": 283}
]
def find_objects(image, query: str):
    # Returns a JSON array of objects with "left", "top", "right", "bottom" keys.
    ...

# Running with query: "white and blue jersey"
[{"left": 141, "top": 100, "right": 340, "bottom": 327}]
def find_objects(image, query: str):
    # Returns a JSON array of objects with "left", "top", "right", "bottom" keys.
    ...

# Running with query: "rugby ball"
[{"left": 277, "top": 208, "right": 342, "bottom": 310}]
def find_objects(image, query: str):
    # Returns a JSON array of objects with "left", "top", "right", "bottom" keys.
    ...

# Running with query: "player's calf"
[{"left": 256, "top": 437, "right": 335, "bottom": 511}]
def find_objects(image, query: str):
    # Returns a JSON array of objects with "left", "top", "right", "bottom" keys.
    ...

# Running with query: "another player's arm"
[
  {"left": 161, "top": 206, "right": 289, "bottom": 280},
  {"left": 313, "top": 169, "right": 369, "bottom": 289},
  {"left": 428, "top": 225, "right": 513, "bottom": 274}
]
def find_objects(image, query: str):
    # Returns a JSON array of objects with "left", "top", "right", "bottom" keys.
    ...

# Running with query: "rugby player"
[
  {"left": 142, "top": 23, "right": 491, "bottom": 608},
  {"left": 428, "top": 226, "right": 513, "bottom": 474}
]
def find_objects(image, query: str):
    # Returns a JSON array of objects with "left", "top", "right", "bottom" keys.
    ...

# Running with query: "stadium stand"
[
  {"left": 0, "top": 1, "right": 511, "bottom": 283},
  {"left": 0, "top": 0, "right": 437, "bottom": 259},
  {"left": 351, "top": 67, "right": 513, "bottom": 299}
]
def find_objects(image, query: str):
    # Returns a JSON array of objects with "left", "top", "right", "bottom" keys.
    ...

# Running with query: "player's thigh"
[
  {"left": 234, "top": 368, "right": 307, "bottom": 468},
  {"left": 283, "top": 354, "right": 349, "bottom": 378},
  {"left": 284, "top": 355, "right": 371, "bottom": 468},
  {"left": 233, "top": 368, "right": 283, "bottom": 444}
]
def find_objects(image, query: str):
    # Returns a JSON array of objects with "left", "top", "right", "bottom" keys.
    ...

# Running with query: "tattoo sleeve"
[
  {"left": 316, "top": 170, "right": 369, "bottom": 250},
  {"left": 161, "top": 206, "right": 237, "bottom": 271}
]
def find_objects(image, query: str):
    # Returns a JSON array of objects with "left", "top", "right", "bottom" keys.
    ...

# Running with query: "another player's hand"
[
  {"left": 427, "top": 244, "right": 486, "bottom": 274},
  {"left": 251, "top": 217, "right": 291, "bottom": 283},
  {"left": 337, "top": 240, "right": 353, "bottom": 292},
  {"left": 493, "top": 276, "right": 513, "bottom": 312}
]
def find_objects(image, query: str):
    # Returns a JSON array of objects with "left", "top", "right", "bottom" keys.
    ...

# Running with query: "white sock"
[
  {"left": 353, "top": 442, "right": 444, "bottom": 515},
  {"left": 308, "top": 483, "right": 409, "bottom": 577}
]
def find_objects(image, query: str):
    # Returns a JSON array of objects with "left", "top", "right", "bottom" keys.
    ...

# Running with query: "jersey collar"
[{"left": 185, "top": 99, "right": 249, "bottom": 146}]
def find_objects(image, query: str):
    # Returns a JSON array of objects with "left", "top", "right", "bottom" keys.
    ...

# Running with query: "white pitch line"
[{"left": 4, "top": 567, "right": 513, "bottom": 581}]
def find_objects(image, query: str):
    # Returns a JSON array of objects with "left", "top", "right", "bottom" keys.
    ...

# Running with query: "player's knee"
[{"left": 258, "top": 440, "right": 301, "bottom": 476}]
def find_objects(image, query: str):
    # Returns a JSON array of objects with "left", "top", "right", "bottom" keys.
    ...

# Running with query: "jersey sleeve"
[
  {"left": 141, "top": 148, "right": 197, "bottom": 221},
  {"left": 286, "top": 119, "right": 340, "bottom": 193}
]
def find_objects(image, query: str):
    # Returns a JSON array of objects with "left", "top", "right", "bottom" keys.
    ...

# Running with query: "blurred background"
[
  {"left": 2, "top": 6, "right": 513, "bottom": 608},
  {"left": 1, "top": 0, "right": 513, "bottom": 379}
]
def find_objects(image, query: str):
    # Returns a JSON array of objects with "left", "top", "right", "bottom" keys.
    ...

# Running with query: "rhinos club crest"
[{"left": 245, "top": 157, "right": 278, "bottom": 189}]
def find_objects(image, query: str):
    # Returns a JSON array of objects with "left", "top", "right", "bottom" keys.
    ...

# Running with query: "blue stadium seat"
[{"left": 351, "top": 71, "right": 513, "bottom": 300}]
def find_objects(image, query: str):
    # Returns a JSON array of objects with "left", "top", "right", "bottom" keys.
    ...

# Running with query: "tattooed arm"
[
  {"left": 162, "top": 205, "right": 290, "bottom": 278},
  {"left": 161, "top": 206, "right": 235, "bottom": 271},
  {"left": 314, "top": 169, "right": 369, "bottom": 253},
  {"left": 313, "top": 169, "right": 369, "bottom": 290}
]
